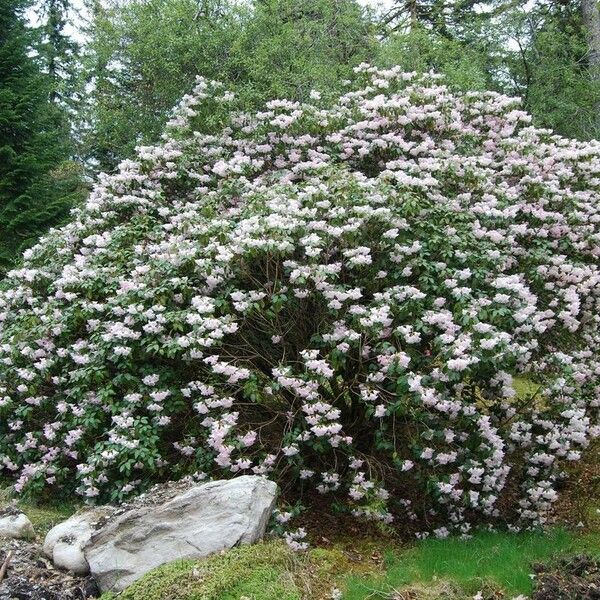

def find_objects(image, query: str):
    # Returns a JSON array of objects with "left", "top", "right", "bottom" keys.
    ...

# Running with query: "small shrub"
[{"left": 0, "top": 66, "right": 599, "bottom": 534}]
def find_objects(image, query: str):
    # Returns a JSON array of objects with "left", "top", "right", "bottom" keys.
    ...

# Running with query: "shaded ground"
[
  {"left": 532, "top": 555, "right": 600, "bottom": 600},
  {"left": 553, "top": 441, "right": 600, "bottom": 531}
]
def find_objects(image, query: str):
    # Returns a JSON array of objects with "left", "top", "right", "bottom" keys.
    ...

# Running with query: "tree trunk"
[
  {"left": 407, "top": 0, "right": 418, "bottom": 30},
  {"left": 582, "top": 0, "right": 600, "bottom": 130}
]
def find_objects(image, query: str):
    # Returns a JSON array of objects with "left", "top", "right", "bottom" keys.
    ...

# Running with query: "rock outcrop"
[{"left": 84, "top": 476, "right": 277, "bottom": 592}]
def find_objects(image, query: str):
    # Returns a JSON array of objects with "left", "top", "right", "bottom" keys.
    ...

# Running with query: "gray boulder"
[
  {"left": 43, "top": 507, "right": 113, "bottom": 575},
  {"left": 0, "top": 509, "right": 34, "bottom": 540},
  {"left": 85, "top": 475, "right": 277, "bottom": 592}
]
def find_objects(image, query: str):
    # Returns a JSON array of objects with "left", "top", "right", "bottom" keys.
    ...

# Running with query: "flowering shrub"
[{"left": 1, "top": 65, "right": 599, "bottom": 535}]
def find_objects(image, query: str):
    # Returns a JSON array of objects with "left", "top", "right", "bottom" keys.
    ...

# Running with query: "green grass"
[{"left": 343, "top": 528, "right": 600, "bottom": 599}]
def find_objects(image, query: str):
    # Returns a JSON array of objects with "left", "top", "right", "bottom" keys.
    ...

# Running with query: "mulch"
[{"left": 0, "top": 539, "right": 98, "bottom": 600}]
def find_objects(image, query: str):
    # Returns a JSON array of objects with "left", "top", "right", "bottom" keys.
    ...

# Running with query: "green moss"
[
  {"left": 111, "top": 541, "right": 300, "bottom": 600},
  {"left": 309, "top": 547, "right": 347, "bottom": 574},
  {"left": 99, "top": 541, "right": 384, "bottom": 600},
  {"left": 513, "top": 375, "right": 542, "bottom": 399},
  {"left": 220, "top": 564, "right": 298, "bottom": 600}
]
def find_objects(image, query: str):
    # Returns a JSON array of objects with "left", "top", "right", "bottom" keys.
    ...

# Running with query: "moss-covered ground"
[{"left": 96, "top": 540, "right": 383, "bottom": 600}]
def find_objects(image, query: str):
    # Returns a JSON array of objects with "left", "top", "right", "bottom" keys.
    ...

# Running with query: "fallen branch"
[{"left": 0, "top": 550, "right": 13, "bottom": 584}]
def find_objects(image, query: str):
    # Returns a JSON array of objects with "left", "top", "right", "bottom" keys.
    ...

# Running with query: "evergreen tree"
[
  {"left": 37, "top": 0, "right": 79, "bottom": 104},
  {"left": 382, "top": 0, "right": 507, "bottom": 35},
  {"left": 382, "top": 1, "right": 450, "bottom": 34},
  {"left": 377, "top": 1, "right": 498, "bottom": 91},
  {"left": 581, "top": 0, "right": 600, "bottom": 129},
  {"left": 0, "top": 0, "right": 83, "bottom": 272}
]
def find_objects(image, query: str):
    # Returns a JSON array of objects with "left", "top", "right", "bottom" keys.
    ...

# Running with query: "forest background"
[{"left": 2, "top": 0, "right": 600, "bottom": 274}]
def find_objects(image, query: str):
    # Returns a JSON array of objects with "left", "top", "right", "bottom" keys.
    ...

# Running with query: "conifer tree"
[
  {"left": 0, "top": 0, "right": 82, "bottom": 273},
  {"left": 38, "top": 0, "right": 79, "bottom": 104}
]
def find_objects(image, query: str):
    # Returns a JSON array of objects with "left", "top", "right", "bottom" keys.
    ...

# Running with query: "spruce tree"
[
  {"left": 0, "top": 0, "right": 81, "bottom": 273},
  {"left": 38, "top": 0, "right": 79, "bottom": 104}
]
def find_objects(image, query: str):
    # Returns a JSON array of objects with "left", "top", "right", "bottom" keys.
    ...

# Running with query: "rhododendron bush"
[{"left": 1, "top": 65, "right": 599, "bottom": 536}]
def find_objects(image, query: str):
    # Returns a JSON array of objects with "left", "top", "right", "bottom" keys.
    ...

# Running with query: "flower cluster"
[{"left": 0, "top": 66, "right": 599, "bottom": 534}]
